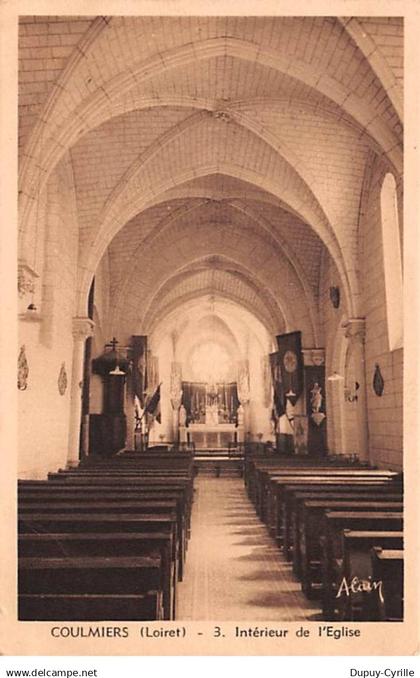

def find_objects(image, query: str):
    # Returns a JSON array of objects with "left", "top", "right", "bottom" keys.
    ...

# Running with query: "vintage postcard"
[{"left": 0, "top": 0, "right": 418, "bottom": 658}]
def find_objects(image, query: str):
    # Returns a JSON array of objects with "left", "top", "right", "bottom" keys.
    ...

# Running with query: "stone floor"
[{"left": 177, "top": 476, "right": 322, "bottom": 621}]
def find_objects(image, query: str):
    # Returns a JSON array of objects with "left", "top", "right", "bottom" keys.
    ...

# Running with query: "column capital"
[
  {"left": 342, "top": 318, "right": 366, "bottom": 342},
  {"left": 302, "top": 348, "right": 325, "bottom": 366},
  {"left": 72, "top": 317, "right": 95, "bottom": 340}
]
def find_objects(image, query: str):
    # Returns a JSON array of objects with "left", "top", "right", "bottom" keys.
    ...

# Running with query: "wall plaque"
[
  {"left": 18, "top": 345, "right": 29, "bottom": 391},
  {"left": 58, "top": 362, "right": 68, "bottom": 396},
  {"left": 373, "top": 363, "right": 385, "bottom": 396}
]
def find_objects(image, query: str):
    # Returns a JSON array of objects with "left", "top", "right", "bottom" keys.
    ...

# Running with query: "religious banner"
[
  {"left": 293, "top": 415, "right": 309, "bottom": 455},
  {"left": 170, "top": 362, "right": 183, "bottom": 410},
  {"left": 217, "top": 382, "right": 239, "bottom": 423},
  {"left": 261, "top": 354, "right": 272, "bottom": 408},
  {"left": 269, "top": 351, "right": 285, "bottom": 418},
  {"left": 131, "top": 336, "right": 147, "bottom": 407},
  {"left": 146, "top": 350, "right": 159, "bottom": 394},
  {"left": 276, "top": 331, "right": 304, "bottom": 404},
  {"left": 145, "top": 383, "right": 161, "bottom": 423},
  {"left": 236, "top": 360, "right": 250, "bottom": 404},
  {"left": 182, "top": 381, "right": 206, "bottom": 423}
]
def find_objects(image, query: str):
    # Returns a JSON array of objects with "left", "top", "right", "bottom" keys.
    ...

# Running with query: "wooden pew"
[
  {"left": 334, "top": 530, "right": 404, "bottom": 621},
  {"left": 20, "top": 477, "right": 193, "bottom": 532},
  {"left": 287, "top": 489, "right": 402, "bottom": 574},
  {"left": 249, "top": 460, "right": 396, "bottom": 516},
  {"left": 244, "top": 454, "right": 366, "bottom": 501},
  {"left": 41, "top": 476, "right": 193, "bottom": 506},
  {"left": 19, "top": 479, "right": 192, "bottom": 541},
  {"left": 299, "top": 500, "right": 403, "bottom": 598},
  {"left": 19, "top": 481, "right": 192, "bottom": 538},
  {"left": 260, "top": 468, "right": 398, "bottom": 525},
  {"left": 18, "top": 456, "right": 195, "bottom": 622},
  {"left": 79, "top": 453, "right": 194, "bottom": 472},
  {"left": 18, "top": 481, "right": 191, "bottom": 547},
  {"left": 18, "top": 531, "right": 175, "bottom": 620},
  {"left": 19, "top": 556, "right": 163, "bottom": 621},
  {"left": 268, "top": 471, "right": 401, "bottom": 538},
  {"left": 18, "top": 486, "right": 191, "bottom": 539},
  {"left": 18, "top": 510, "right": 178, "bottom": 550},
  {"left": 19, "top": 593, "right": 162, "bottom": 621},
  {"left": 320, "top": 511, "right": 403, "bottom": 619},
  {"left": 368, "top": 548, "right": 404, "bottom": 621},
  {"left": 270, "top": 478, "right": 397, "bottom": 547},
  {"left": 18, "top": 497, "right": 187, "bottom": 574},
  {"left": 18, "top": 513, "right": 178, "bottom": 621},
  {"left": 18, "top": 496, "right": 186, "bottom": 564}
]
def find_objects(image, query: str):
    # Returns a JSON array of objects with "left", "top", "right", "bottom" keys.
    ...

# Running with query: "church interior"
[{"left": 17, "top": 16, "right": 404, "bottom": 623}]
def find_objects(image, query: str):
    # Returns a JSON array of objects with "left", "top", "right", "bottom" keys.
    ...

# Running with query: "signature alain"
[{"left": 336, "top": 576, "right": 384, "bottom": 603}]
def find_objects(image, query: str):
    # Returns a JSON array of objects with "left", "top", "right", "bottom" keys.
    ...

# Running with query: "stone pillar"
[
  {"left": 342, "top": 318, "right": 369, "bottom": 462},
  {"left": 125, "top": 375, "right": 135, "bottom": 451},
  {"left": 170, "top": 362, "right": 182, "bottom": 445},
  {"left": 67, "top": 317, "right": 94, "bottom": 467},
  {"left": 237, "top": 359, "right": 250, "bottom": 436},
  {"left": 237, "top": 404, "right": 245, "bottom": 443}
]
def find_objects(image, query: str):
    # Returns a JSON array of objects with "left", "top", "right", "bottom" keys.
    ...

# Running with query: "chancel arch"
[{"left": 145, "top": 295, "right": 275, "bottom": 444}]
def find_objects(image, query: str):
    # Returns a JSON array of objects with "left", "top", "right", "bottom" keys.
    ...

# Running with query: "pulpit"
[{"left": 89, "top": 340, "right": 129, "bottom": 456}]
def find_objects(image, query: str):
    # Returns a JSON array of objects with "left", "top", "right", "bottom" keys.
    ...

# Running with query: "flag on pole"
[
  {"left": 145, "top": 383, "right": 161, "bottom": 423},
  {"left": 131, "top": 336, "right": 148, "bottom": 407}
]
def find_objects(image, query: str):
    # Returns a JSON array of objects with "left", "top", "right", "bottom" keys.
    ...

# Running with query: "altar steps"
[{"left": 193, "top": 449, "right": 244, "bottom": 477}]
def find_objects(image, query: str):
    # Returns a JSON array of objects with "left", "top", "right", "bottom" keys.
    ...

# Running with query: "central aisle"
[{"left": 177, "top": 476, "right": 322, "bottom": 621}]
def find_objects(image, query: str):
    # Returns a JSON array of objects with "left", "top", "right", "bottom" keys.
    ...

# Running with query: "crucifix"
[{"left": 108, "top": 337, "right": 119, "bottom": 351}]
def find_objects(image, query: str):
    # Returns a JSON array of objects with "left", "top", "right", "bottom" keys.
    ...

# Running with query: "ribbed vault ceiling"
[{"left": 18, "top": 16, "right": 403, "bottom": 342}]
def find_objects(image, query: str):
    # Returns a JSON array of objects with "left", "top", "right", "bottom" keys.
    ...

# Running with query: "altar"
[
  {"left": 179, "top": 379, "right": 243, "bottom": 448},
  {"left": 183, "top": 423, "right": 241, "bottom": 449}
]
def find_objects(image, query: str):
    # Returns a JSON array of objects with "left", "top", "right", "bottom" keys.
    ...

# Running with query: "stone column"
[
  {"left": 67, "top": 317, "right": 94, "bottom": 467},
  {"left": 125, "top": 375, "right": 135, "bottom": 451},
  {"left": 342, "top": 318, "right": 369, "bottom": 462},
  {"left": 170, "top": 362, "right": 182, "bottom": 445},
  {"left": 237, "top": 359, "right": 250, "bottom": 437}
]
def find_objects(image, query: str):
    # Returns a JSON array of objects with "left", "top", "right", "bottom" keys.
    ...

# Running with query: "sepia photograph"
[{"left": 1, "top": 2, "right": 418, "bottom": 658}]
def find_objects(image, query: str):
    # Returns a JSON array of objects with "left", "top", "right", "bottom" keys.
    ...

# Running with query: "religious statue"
[
  {"left": 206, "top": 402, "right": 219, "bottom": 426},
  {"left": 310, "top": 382, "right": 323, "bottom": 412},
  {"left": 179, "top": 404, "right": 187, "bottom": 427},
  {"left": 309, "top": 382, "right": 326, "bottom": 427},
  {"left": 237, "top": 403, "right": 244, "bottom": 427},
  {"left": 285, "top": 397, "right": 295, "bottom": 425}
]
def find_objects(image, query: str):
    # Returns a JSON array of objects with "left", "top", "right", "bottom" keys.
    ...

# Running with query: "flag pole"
[{"left": 139, "top": 382, "right": 163, "bottom": 421}]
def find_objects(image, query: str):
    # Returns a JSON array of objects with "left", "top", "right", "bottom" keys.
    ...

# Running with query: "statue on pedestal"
[
  {"left": 179, "top": 404, "right": 187, "bottom": 427},
  {"left": 206, "top": 403, "right": 219, "bottom": 426}
]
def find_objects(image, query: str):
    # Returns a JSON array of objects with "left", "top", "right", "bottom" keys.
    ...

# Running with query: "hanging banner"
[
  {"left": 170, "top": 362, "right": 183, "bottom": 410},
  {"left": 182, "top": 381, "right": 206, "bottom": 423},
  {"left": 276, "top": 331, "right": 304, "bottom": 403},
  {"left": 145, "top": 383, "right": 161, "bottom": 424},
  {"left": 131, "top": 336, "right": 147, "bottom": 407},
  {"left": 146, "top": 351, "right": 159, "bottom": 394},
  {"left": 269, "top": 351, "right": 285, "bottom": 418},
  {"left": 261, "top": 354, "right": 272, "bottom": 408},
  {"left": 236, "top": 360, "right": 250, "bottom": 404}
]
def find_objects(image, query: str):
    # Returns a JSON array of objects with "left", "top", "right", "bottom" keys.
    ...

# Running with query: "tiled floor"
[{"left": 177, "top": 476, "right": 322, "bottom": 621}]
